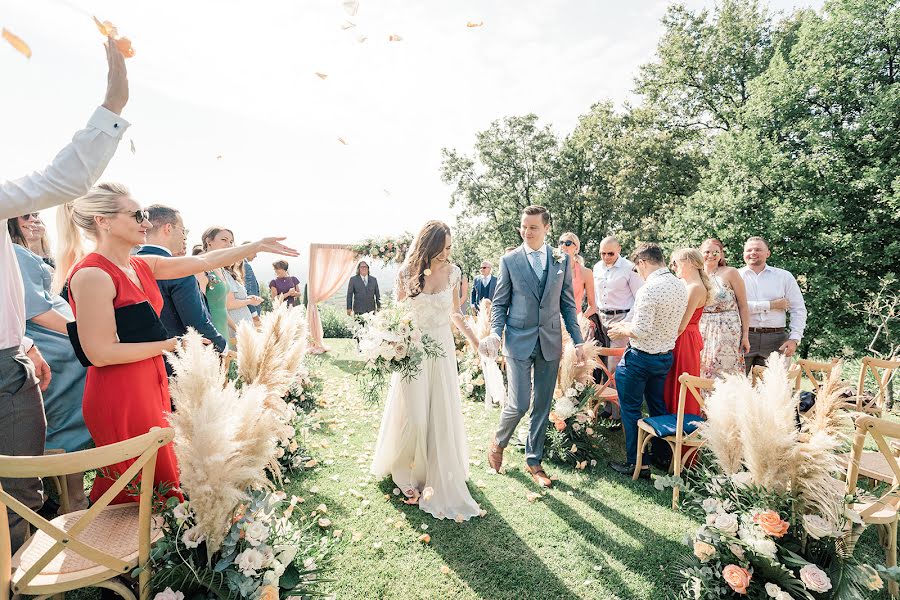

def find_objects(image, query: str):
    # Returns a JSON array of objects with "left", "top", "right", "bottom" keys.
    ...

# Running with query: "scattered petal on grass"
[
  {"left": 567, "top": 491, "right": 574, "bottom": 496},
  {"left": 422, "top": 487, "right": 434, "bottom": 502},
  {"left": 593, "top": 565, "right": 603, "bottom": 571},
  {"left": 440, "top": 565, "right": 450, "bottom": 575},
  {"left": 526, "top": 492, "right": 541, "bottom": 503},
  {"left": 317, "top": 518, "right": 332, "bottom": 528},
  {"left": 2, "top": 29, "right": 31, "bottom": 59},
  {"left": 316, "top": 503, "right": 327, "bottom": 513},
  {"left": 418, "top": 534, "right": 431, "bottom": 543},
  {"left": 333, "top": 529, "right": 343, "bottom": 538},
  {"left": 304, "top": 459, "right": 318, "bottom": 468},
  {"left": 392, "top": 488, "right": 401, "bottom": 496},
  {"left": 309, "top": 486, "right": 320, "bottom": 494},
  {"left": 576, "top": 460, "right": 587, "bottom": 470},
  {"left": 454, "top": 515, "right": 464, "bottom": 523},
  {"left": 420, "top": 524, "right": 428, "bottom": 530},
  {"left": 372, "top": 541, "right": 383, "bottom": 549},
  {"left": 352, "top": 531, "right": 363, "bottom": 542},
  {"left": 479, "top": 508, "right": 488, "bottom": 517}
]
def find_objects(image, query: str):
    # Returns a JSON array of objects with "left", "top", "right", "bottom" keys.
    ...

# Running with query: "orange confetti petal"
[
  {"left": 388, "top": 34, "right": 403, "bottom": 42},
  {"left": 2, "top": 28, "right": 32, "bottom": 59},
  {"left": 115, "top": 37, "right": 135, "bottom": 58},
  {"left": 418, "top": 534, "right": 431, "bottom": 543},
  {"left": 315, "top": 72, "right": 328, "bottom": 80},
  {"left": 466, "top": 21, "right": 484, "bottom": 28},
  {"left": 92, "top": 16, "right": 118, "bottom": 38},
  {"left": 440, "top": 565, "right": 450, "bottom": 575}
]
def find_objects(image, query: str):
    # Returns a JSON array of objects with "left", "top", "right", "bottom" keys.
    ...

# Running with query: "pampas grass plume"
[{"left": 699, "top": 373, "right": 748, "bottom": 476}]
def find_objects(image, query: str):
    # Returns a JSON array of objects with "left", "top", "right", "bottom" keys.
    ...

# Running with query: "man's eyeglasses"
[
  {"left": 121, "top": 209, "right": 150, "bottom": 224},
  {"left": 601, "top": 251, "right": 616, "bottom": 257},
  {"left": 175, "top": 225, "right": 190, "bottom": 238},
  {"left": 480, "top": 266, "right": 491, "bottom": 270},
  {"left": 21, "top": 213, "right": 40, "bottom": 221},
  {"left": 558, "top": 240, "right": 575, "bottom": 247}
]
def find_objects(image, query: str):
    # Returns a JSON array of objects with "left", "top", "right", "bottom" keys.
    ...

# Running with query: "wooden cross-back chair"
[
  {"left": 841, "top": 356, "right": 900, "bottom": 417},
  {"left": 845, "top": 415, "right": 900, "bottom": 598},
  {"left": 633, "top": 374, "right": 715, "bottom": 510},
  {"left": 751, "top": 363, "right": 802, "bottom": 392},
  {"left": 0, "top": 427, "right": 173, "bottom": 600},
  {"left": 588, "top": 347, "right": 626, "bottom": 417},
  {"left": 796, "top": 358, "right": 839, "bottom": 394}
]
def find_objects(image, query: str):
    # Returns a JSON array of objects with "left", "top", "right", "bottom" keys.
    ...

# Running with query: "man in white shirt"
[
  {"left": 739, "top": 236, "right": 807, "bottom": 372},
  {"left": 606, "top": 244, "right": 688, "bottom": 478},
  {"left": 0, "top": 39, "right": 129, "bottom": 551},
  {"left": 592, "top": 236, "right": 644, "bottom": 420}
]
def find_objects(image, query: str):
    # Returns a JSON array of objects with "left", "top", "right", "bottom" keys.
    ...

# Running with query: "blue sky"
[{"left": 1, "top": 0, "right": 822, "bottom": 281}]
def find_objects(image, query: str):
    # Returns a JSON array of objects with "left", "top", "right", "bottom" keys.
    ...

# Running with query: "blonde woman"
[
  {"left": 663, "top": 248, "right": 715, "bottom": 417},
  {"left": 557, "top": 232, "right": 598, "bottom": 319},
  {"left": 56, "top": 182, "right": 296, "bottom": 505}
]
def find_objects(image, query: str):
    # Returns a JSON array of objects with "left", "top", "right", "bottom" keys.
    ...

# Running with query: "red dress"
[
  {"left": 664, "top": 306, "right": 705, "bottom": 416},
  {"left": 68, "top": 253, "right": 182, "bottom": 504}
]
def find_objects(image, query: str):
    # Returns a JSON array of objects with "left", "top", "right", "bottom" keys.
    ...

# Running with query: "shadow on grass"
[
  {"left": 507, "top": 469, "right": 684, "bottom": 600},
  {"left": 377, "top": 479, "right": 580, "bottom": 600}
]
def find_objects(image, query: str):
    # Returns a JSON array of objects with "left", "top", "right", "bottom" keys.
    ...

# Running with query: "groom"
[{"left": 479, "top": 205, "right": 584, "bottom": 487}]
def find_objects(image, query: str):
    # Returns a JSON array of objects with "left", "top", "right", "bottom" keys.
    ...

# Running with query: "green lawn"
[{"left": 286, "top": 340, "right": 893, "bottom": 600}]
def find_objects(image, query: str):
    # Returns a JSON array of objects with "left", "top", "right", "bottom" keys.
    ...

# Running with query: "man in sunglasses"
[
  {"left": 592, "top": 236, "right": 644, "bottom": 422},
  {"left": 0, "top": 39, "right": 129, "bottom": 552},
  {"left": 470, "top": 260, "right": 497, "bottom": 313}
]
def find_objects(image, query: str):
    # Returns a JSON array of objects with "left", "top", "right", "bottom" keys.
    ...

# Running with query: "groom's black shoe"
[{"left": 608, "top": 461, "right": 650, "bottom": 479}]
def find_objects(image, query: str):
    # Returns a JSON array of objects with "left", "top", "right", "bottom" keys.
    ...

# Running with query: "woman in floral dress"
[{"left": 699, "top": 238, "right": 750, "bottom": 380}]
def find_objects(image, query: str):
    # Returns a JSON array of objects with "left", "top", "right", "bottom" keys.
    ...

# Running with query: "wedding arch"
[{"left": 306, "top": 235, "right": 411, "bottom": 353}]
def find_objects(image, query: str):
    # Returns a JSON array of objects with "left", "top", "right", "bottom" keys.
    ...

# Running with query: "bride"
[{"left": 370, "top": 220, "right": 484, "bottom": 521}]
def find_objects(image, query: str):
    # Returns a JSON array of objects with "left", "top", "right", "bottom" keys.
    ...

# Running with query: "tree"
[{"left": 664, "top": 0, "right": 900, "bottom": 357}]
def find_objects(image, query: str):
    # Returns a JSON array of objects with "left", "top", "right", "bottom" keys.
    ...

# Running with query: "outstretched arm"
[
  {"left": 143, "top": 238, "right": 297, "bottom": 281},
  {"left": 560, "top": 257, "right": 583, "bottom": 345}
]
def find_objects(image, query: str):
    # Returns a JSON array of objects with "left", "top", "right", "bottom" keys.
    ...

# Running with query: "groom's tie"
[{"left": 529, "top": 249, "right": 543, "bottom": 279}]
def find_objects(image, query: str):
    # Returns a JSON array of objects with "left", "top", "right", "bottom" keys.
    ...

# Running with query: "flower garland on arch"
[{"left": 350, "top": 234, "right": 414, "bottom": 265}]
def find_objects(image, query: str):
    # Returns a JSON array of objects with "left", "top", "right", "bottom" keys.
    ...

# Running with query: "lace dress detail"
[
  {"left": 371, "top": 264, "right": 482, "bottom": 521},
  {"left": 700, "top": 273, "right": 745, "bottom": 379}
]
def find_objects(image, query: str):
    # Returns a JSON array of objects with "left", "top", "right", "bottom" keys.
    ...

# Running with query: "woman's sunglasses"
[
  {"left": 120, "top": 209, "right": 151, "bottom": 224},
  {"left": 558, "top": 240, "right": 575, "bottom": 247}
]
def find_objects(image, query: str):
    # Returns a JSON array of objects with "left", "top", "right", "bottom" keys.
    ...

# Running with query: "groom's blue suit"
[{"left": 491, "top": 243, "right": 584, "bottom": 466}]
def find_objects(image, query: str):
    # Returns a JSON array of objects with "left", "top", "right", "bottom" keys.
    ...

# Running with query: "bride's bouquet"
[{"left": 356, "top": 302, "right": 443, "bottom": 403}]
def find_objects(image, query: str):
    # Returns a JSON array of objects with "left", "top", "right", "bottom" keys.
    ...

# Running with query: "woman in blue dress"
[{"left": 9, "top": 214, "right": 90, "bottom": 510}]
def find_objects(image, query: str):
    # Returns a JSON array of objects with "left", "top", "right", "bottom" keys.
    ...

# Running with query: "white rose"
[
  {"left": 276, "top": 544, "right": 298, "bottom": 565},
  {"left": 262, "top": 569, "right": 279, "bottom": 586},
  {"left": 693, "top": 540, "right": 716, "bottom": 562},
  {"left": 466, "top": 383, "right": 475, "bottom": 393},
  {"left": 153, "top": 588, "right": 184, "bottom": 600},
  {"left": 173, "top": 501, "right": 192, "bottom": 522},
  {"left": 380, "top": 344, "right": 397, "bottom": 361},
  {"left": 181, "top": 525, "right": 205, "bottom": 549},
  {"left": 235, "top": 548, "right": 266, "bottom": 577},
  {"left": 475, "top": 375, "right": 484, "bottom": 386},
  {"left": 728, "top": 543, "right": 745, "bottom": 560},
  {"left": 574, "top": 381, "right": 585, "bottom": 392},
  {"left": 702, "top": 498, "right": 721, "bottom": 514},
  {"left": 765, "top": 582, "right": 782, "bottom": 598},
  {"left": 411, "top": 330, "right": 423, "bottom": 344},
  {"left": 554, "top": 398, "right": 577, "bottom": 421},
  {"left": 799, "top": 564, "right": 832, "bottom": 593},
  {"left": 244, "top": 520, "right": 270, "bottom": 547},
  {"left": 394, "top": 343, "right": 408, "bottom": 359},
  {"left": 802, "top": 514, "right": 833, "bottom": 540},
  {"left": 565, "top": 387, "right": 578, "bottom": 398},
  {"left": 713, "top": 512, "right": 739, "bottom": 535},
  {"left": 731, "top": 471, "right": 753, "bottom": 488}
]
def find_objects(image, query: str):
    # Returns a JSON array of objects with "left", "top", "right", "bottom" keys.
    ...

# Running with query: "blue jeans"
[{"left": 616, "top": 347, "right": 673, "bottom": 464}]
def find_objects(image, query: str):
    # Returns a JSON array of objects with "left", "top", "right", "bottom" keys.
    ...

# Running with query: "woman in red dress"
[
  {"left": 57, "top": 183, "right": 297, "bottom": 504},
  {"left": 664, "top": 248, "right": 715, "bottom": 417}
]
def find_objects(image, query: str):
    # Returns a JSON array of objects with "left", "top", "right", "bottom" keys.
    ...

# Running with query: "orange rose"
[
  {"left": 258, "top": 585, "right": 279, "bottom": 600},
  {"left": 753, "top": 510, "right": 790, "bottom": 538},
  {"left": 722, "top": 564, "right": 751, "bottom": 595},
  {"left": 554, "top": 419, "right": 567, "bottom": 432}
]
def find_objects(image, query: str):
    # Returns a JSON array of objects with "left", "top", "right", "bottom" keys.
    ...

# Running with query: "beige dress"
[{"left": 700, "top": 273, "right": 745, "bottom": 380}]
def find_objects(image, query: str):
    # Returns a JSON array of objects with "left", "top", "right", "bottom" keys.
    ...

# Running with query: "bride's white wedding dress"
[{"left": 370, "top": 264, "right": 482, "bottom": 521}]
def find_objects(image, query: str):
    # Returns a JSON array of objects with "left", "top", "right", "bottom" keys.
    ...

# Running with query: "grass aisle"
[{"left": 290, "top": 340, "right": 701, "bottom": 599}]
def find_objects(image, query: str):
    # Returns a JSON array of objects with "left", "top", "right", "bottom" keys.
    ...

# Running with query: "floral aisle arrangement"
[
  {"left": 351, "top": 234, "right": 413, "bottom": 265},
  {"left": 354, "top": 300, "right": 443, "bottom": 403},
  {"left": 544, "top": 315, "right": 605, "bottom": 467},
  {"left": 669, "top": 354, "right": 897, "bottom": 599},
  {"left": 148, "top": 489, "right": 336, "bottom": 600},
  {"left": 155, "top": 303, "right": 338, "bottom": 599}
]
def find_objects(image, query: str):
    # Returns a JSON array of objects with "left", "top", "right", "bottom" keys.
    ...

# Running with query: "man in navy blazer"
[
  {"left": 471, "top": 260, "right": 497, "bottom": 312},
  {"left": 137, "top": 205, "right": 227, "bottom": 367}
]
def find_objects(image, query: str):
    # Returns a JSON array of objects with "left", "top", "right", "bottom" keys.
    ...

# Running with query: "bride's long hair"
[{"left": 400, "top": 220, "right": 451, "bottom": 298}]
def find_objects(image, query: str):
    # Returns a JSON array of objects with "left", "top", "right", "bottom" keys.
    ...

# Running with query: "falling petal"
[
  {"left": 341, "top": 20, "right": 356, "bottom": 30},
  {"left": 357, "top": 34, "right": 368, "bottom": 43},
  {"left": 216, "top": 155, "right": 223, "bottom": 160},
  {"left": 383, "top": 189, "right": 391, "bottom": 196},
  {"left": 388, "top": 34, "right": 403, "bottom": 42},
  {"left": 526, "top": 491, "right": 541, "bottom": 502},
  {"left": 466, "top": 21, "right": 484, "bottom": 28},
  {"left": 337, "top": 137, "right": 349, "bottom": 145},
  {"left": 114, "top": 37, "right": 135, "bottom": 58},
  {"left": 92, "top": 16, "right": 118, "bottom": 38},
  {"left": 2, "top": 29, "right": 32, "bottom": 59},
  {"left": 129, "top": 139, "right": 136, "bottom": 154},
  {"left": 342, "top": 0, "right": 359, "bottom": 16},
  {"left": 315, "top": 72, "right": 329, "bottom": 80},
  {"left": 317, "top": 518, "right": 331, "bottom": 527}
]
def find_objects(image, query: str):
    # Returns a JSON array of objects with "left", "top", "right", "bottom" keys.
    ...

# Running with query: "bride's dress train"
[{"left": 370, "top": 265, "right": 482, "bottom": 521}]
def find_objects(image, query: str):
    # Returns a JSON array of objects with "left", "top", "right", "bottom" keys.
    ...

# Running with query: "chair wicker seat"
[
  {"left": 11, "top": 504, "right": 162, "bottom": 593},
  {"left": 836, "top": 450, "right": 899, "bottom": 484}
]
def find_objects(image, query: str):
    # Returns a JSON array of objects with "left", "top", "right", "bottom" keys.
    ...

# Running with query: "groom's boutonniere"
[{"left": 552, "top": 247, "right": 565, "bottom": 264}]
